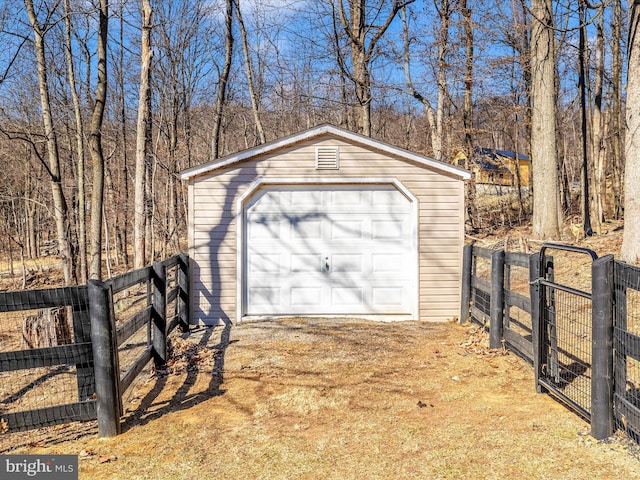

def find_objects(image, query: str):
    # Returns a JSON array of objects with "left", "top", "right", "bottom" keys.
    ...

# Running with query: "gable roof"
[
  {"left": 180, "top": 124, "right": 471, "bottom": 181},
  {"left": 475, "top": 147, "right": 530, "bottom": 162}
]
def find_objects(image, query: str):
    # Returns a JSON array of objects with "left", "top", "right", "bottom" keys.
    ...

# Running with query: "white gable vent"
[{"left": 316, "top": 146, "right": 340, "bottom": 170}]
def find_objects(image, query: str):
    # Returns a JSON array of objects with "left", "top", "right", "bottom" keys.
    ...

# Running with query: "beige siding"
[{"left": 189, "top": 135, "right": 465, "bottom": 324}]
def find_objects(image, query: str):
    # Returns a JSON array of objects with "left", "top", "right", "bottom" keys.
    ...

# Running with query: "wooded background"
[{"left": 0, "top": 0, "right": 636, "bottom": 285}]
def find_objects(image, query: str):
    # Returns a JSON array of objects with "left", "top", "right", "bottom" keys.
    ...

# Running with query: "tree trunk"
[
  {"left": 622, "top": 0, "right": 640, "bottom": 262},
  {"left": 64, "top": 0, "right": 88, "bottom": 283},
  {"left": 461, "top": 0, "right": 478, "bottom": 231},
  {"left": 212, "top": 0, "right": 234, "bottom": 160},
  {"left": 591, "top": 5, "right": 605, "bottom": 232},
  {"left": 118, "top": 1, "right": 130, "bottom": 267},
  {"left": 578, "top": 0, "right": 593, "bottom": 236},
  {"left": 88, "top": 0, "right": 108, "bottom": 281},
  {"left": 24, "top": 0, "right": 75, "bottom": 285},
  {"left": 337, "top": 0, "right": 407, "bottom": 137},
  {"left": 530, "top": 0, "right": 561, "bottom": 239},
  {"left": 435, "top": 0, "right": 450, "bottom": 161},
  {"left": 401, "top": 4, "right": 446, "bottom": 160},
  {"left": 611, "top": 0, "right": 624, "bottom": 219},
  {"left": 134, "top": 0, "right": 153, "bottom": 269},
  {"left": 234, "top": 0, "right": 266, "bottom": 145}
]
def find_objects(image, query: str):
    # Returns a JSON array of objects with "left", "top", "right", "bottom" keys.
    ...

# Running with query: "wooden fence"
[
  {"left": 0, "top": 253, "right": 189, "bottom": 438},
  {"left": 460, "top": 243, "right": 640, "bottom": 442}
]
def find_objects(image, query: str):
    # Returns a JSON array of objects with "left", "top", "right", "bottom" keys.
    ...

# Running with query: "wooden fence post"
[
  {"left": 489, "top": 249, "right": 505, "bottom": 349},
  {"left": 153, "top": 262, "right": 167, "bottom": 366},
  {"left": 591, "top": 255, "right": 614, "bottom": 440},
  {"left": 459, "top": 244, "right": 473, "bottom": 324},
  {"left": 178, "top": 253, "right": 190, "bottom": 332},
  {"left": 88, "top": 279, "right": 121, "bottom": 437}
]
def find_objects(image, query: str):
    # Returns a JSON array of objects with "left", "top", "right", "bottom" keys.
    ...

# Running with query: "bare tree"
[
  {"left": 530, "top": 0, "right": 562, "bottom": 239},
  {"left": 212, "top": 0, "right": 234, "bottom": 159},
  {"left": 335, "top": 0, "right": 413, "bottom": 136},
  {"left": 234, "top": 0, "right": 266, "bottom": 145},
  {"left": 460, "top": 0, "right": 479, "bottom": 231},
  {"left": 23, "top": 0, "right": 76, "bottom": 284},
  {"left": 578, "top": 0, "right": 594, "bottom": 236},
  {"left": 88, "top": 0, "right": 108, "bottom": 280},
  {"left": 611, "top": 0, "right": 624, "bottom": 219},
  {"left": 63, "top": 0, "right": 87, "bottom": 282},
  {"left": 400, "top": 2, "right": 449, "bottom": 160},
  {"left": 134, "top": 0, "right": 153, "bottom": 268},
  {"left": 590, "top": 2, "right": 605, "bottom": 233}
]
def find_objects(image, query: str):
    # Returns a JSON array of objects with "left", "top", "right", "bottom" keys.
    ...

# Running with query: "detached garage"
[{"left": 180, "top": 124, "right": 470, "bottom": 325}]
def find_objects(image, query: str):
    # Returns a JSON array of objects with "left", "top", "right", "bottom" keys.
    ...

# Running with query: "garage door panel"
[
  {"left": 245, "top": 185, "right": 415, "bottom": 316},
  {"left": 332, "top": 254, "right": 363, "bottom": 273},
  {"left": 248, "top": 218, "right": 282, "bottom": 239},
  {"left": 332, "top": 287, "right": 364, "bottom": 306},
  {"left": 249, "top": 287, "right": 281, "bottom": 306},
  {"left": 372, "top": 220, "right": 405, "bottom": 240},
  {"left": 372, "top": 253, "right": 405, "bottom": 274},
  {"left": 248, "top": 253, "right": 280, "bottom": 273},
  {"left": 330, "top": 190, "right": 363, "bottom": 206},
  {"left": 372, "top": 287, "right": 405, "bottom": 307},
  {"left": 291, "top": 254, "right": 322, "bottom": 273},
  {"left": 290, "top": 219, "right": 323, "bottom": 239},
  {"left": 372, "top": 189, "right": 408, "bottom": 207},
  {"left": 331, "top": 220, "right": 363, "bottom": 240},
  {"left": 291, "top": 287, "right": 322, "bottom": 307}
]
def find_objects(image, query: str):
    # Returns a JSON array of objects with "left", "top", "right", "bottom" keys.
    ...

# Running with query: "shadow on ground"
[{"left": 120, "top": 322, "right": 232, "bottom": 432}]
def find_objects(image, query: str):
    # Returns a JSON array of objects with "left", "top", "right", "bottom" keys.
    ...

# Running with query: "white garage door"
[{"left": 244, "top": 184, "right": 416, "bottom": 316}]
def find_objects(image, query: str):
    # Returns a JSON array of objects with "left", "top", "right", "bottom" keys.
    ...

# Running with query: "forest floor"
[{"left": 1, "top": 220, "right": 639, "bottom": 479}]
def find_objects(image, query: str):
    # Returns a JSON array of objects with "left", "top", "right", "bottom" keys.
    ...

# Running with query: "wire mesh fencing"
[
  {"left": 469, "top": 246, "right": 494, "bottom": 326},
  {"left": 0, "top": 253, "right": 190, "bottom": 442},
  {"left": 0, "top": 287, "right": 96, "bottom": 439},
  {"left": 614, "top": 261, "right": 640, "bottom": 441},
  {"left": 539, "top": 285, "right": 592, "bottom": 418}
]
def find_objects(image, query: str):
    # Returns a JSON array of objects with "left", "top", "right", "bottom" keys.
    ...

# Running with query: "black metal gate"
[{"left": 535, "top": 244, "right": 598, "bottom": 420}]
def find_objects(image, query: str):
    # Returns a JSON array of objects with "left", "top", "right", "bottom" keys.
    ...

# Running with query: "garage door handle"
[{"left": 325, "top": 257, "right": 330, "bottom": 272}]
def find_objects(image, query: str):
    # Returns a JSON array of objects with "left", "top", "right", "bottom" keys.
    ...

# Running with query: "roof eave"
[{"left": 180, "top": 124, "right": 471, "bottom": 181}]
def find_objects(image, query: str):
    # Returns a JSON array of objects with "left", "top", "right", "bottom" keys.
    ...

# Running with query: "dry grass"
[
  {"left": 0, "top": 223, "right": 637, "bottom": 478},
  {"left": 2, "top": 318, "right": 640, "bottom": 479}
]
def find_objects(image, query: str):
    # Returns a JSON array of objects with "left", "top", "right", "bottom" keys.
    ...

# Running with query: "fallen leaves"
[
  {"left": 459, "top": 326, "right": 509, "bottom": 358},
  {"left": 153, "top": 337, "right": 221, "bottom": 376},
  {"left": 79, "top": 448, "right": 117, "bottom": 464},
  {"left": 79, "top": 448, "right": 95, "bottom": 459}
]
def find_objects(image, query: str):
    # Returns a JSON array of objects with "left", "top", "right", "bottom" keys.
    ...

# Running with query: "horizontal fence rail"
[
  {"left": 460, "top": 243, "right": 626, "bottom": 441},
  {"left": 0, "top": 252, "right": 189, "bottom": 438},
  {"left": 0, "top": 286, "right": 96, "bottom": 433}
]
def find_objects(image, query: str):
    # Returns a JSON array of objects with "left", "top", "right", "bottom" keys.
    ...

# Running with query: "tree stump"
[{"left": 22, "top": 307, "right": 73, "bottom": 348}]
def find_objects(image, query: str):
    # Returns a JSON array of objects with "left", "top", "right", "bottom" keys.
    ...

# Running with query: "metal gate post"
[
  {"left": 489, "top": 249, "right": 505, "bottom": 349},
  {"left": 591, "top": 255, "right": 614, "bottom": 440},
  {"left": 530, "top": 252, "right": 546, "bottom": 394}
]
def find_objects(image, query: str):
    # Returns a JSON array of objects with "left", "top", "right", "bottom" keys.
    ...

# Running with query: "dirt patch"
[{"left": 2, "top": 317, "right": 639, "bottom": 479}]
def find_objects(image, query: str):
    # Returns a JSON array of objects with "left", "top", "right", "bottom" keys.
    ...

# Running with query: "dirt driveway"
[{"left": 3, "top": 318, "right": 640, "bottom": 479}]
